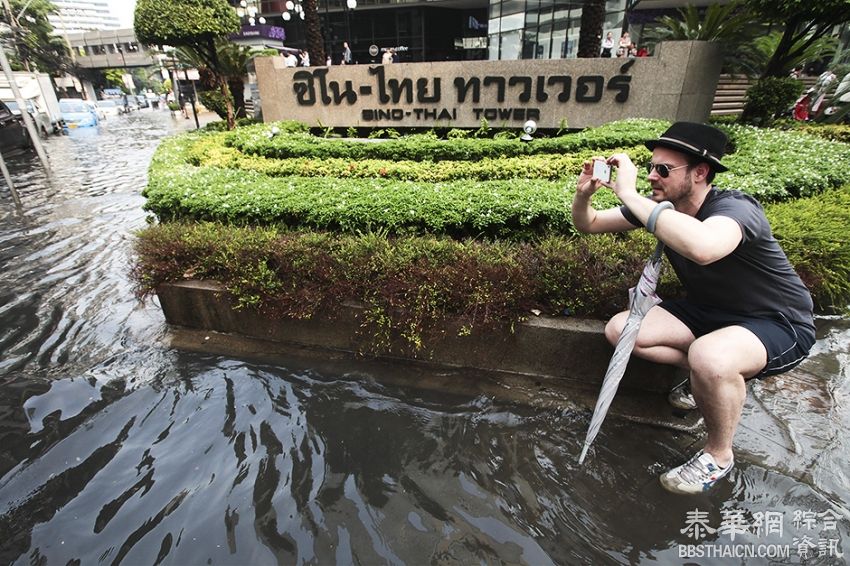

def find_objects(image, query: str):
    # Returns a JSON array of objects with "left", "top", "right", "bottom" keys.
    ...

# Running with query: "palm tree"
[
  {"left": 731, "top": 31, "right": 836, "bottom": 77},
  {"left": 176, "top": 40, "right": 266, "bottom": 119},
  {"left": 303, "top": 0, "right": 325, "bottom": 67},
  {"left": 577, "top": 0, "right": 607, "bottom": 58},
  {"left": 645, "top": 1, "right": 753, "bottom": 43}
]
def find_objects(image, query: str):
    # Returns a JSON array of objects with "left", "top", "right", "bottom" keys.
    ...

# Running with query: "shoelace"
[{"left": 677, "top": 453, "right": 716, "bottom": 484}]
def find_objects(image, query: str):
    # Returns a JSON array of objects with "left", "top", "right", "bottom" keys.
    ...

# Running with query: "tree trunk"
[
  {"left": 760, "top": 20, "right": 801, "bottom": 79},
  {"left": 228, "top": 79, "right": 246, "bottom": 118},
  {"left": 303, "top": 0, "right": 325, "bottom": 66},
  {"left": 577, "top": 0, "right": 607, "bottom": 58},
  {"left": 208, "top": 36, "right": 235, "bottom": 130}
]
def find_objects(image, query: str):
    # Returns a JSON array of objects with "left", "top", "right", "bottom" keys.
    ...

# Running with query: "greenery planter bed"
[{"left": 135, "top": 119, "right": 850, "bottom": 352}]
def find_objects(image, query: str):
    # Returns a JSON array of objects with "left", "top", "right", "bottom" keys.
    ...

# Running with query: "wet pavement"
[{"left": 0, "top": 109, "right": 848, "bottom": 565}]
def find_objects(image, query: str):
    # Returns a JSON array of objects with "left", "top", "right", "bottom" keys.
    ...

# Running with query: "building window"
[{"left": 488, "top": 0, "right": 627, "bottom": 60}]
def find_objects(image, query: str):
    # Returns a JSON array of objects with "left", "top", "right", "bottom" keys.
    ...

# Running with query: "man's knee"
[
  {"left": 604, "top": 311, "right": 628, "bottom": 346},
  {"left": 688, "top": 328, "right": 767, "bottom": 382}
]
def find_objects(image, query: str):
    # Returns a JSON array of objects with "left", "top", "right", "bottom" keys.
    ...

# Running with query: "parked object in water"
[
  {"left": 0, "top": 99, "right": 32, "bottom": 153},
  {"left": 4, "top": 99, "right": 58, "bottom": 136},
  {"left": 96, "top": 99, "right": 123, "bottom": 118},
  {"left": 0, "top": 72, "right": 64, "bottom": 135},
  {"left": 59, "top": 99, "right": 99, "bottom": 130}
]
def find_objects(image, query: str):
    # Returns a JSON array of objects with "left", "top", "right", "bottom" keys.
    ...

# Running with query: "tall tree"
[
  {"left": 134, "top": 0, "right": 241, "bottom": 129},
  {"left": 1, "top": 0, "right": 70, "bottom": 74},
  {"left": 176, "top": 39, "right": 272, "bottom": 118},
  {"left": 577, "top": 0, "right": 607, "bottom": 58},
  {"left": 303, "top": 0, "right": 325, "bottom": 69},
  {"left": 746, "top": 0, "right": 850, "bottom": 78}
]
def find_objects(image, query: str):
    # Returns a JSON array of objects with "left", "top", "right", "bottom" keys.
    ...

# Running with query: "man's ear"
[{"left": 692, "top": 162, "right": 711, "bottom": 182}]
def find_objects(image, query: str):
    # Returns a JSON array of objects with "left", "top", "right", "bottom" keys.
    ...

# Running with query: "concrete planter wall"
[
  {"left": 157, "top": 280, "right": 684, "bottom": 393},
  {"left": 156, "top": 281, "right": 702, "bottom": 430}
]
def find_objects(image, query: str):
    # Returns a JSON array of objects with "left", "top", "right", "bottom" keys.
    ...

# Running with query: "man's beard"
[{"left": 651, "top": 174, "right": 692, "bottom": 203}]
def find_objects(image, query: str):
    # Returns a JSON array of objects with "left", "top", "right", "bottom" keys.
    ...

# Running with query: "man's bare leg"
[
  {"left": 605, "top": 306, "right": 695, "bottom": 368},
  {"left": 687, "top": 326, "right": 767, "bottom": 467}
]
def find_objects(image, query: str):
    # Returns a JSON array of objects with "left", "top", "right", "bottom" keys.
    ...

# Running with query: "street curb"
[{"left": 157, "top": 281, "right": 700, "bottom": 412}]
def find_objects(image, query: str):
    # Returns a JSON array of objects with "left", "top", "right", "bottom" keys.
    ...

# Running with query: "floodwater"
[{"left": 0, "top": 110, "right": 848, "bottom": 565}]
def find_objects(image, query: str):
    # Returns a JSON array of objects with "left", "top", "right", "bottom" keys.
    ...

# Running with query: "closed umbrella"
[{"left": 578, "top": 233, "right": 669, "bottom": 465}]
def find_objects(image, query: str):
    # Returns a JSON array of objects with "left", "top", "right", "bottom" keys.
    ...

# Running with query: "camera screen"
[{"left": 592, "top": 160, "right": 611, "bottom": 183}]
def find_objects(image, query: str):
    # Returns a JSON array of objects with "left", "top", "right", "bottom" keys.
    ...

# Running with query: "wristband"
[{"left": 646, "top": 201, "right": 674, "bottom": 234}]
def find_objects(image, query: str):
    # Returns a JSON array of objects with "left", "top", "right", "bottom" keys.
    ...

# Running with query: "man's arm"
[
  {"left": 572, "top": 158, "right": 639, "bottom": 234},
  {"left": 619, "top": 191, "right": 743, "bottom": 265},
  {"left": 609, "top": 153, "right": 743, "bottom": 265}
]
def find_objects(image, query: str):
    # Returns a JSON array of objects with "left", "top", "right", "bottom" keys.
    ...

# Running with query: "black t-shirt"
[{"left": 620, "top": 188, "right": 815, "bottom": 329}]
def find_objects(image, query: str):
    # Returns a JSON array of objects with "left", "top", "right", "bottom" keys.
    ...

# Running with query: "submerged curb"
[{"left": 156, "top": 280, "right": 702, "bottom": 431}]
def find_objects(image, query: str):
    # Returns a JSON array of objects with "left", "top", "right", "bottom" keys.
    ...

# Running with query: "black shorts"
[{"left": 659, "top": 299, "right": 816, "bottom": 378}]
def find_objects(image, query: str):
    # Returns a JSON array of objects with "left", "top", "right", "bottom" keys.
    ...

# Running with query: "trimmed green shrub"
[
  {"left": 133, "top": 223, "right": 673, "bottom": 352},
  {"left": 224, "top": 118, "right": 670, "bottom": 162},
  {"left": 143, "top": 121, "right": 850, "bottom": 233},
  {"left": 185, "top": 133, "right": 652, "bottom": 182},
  {"left": 200, "top": 117, "right": 261, "bottom": 132},
  {"left": 133, "top": 183, "right": 850, "bottom": 352},
  {"left": 715, "top": 124, "right": 850, "bottom": 200},
  {"left": 740, "top": 76, "right": 803, "bottom": 125},
  {"left": 141, "top": 165, "right": 622, "bottom": 239},
  {"left": 766, "top": 187, "right": 850, "bottom": 311}
]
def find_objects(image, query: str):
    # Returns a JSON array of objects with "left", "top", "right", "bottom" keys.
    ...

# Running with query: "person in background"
[
  {"left": 300, "top": 50, "right": 310, "bottom": 67},
  {"left": 382, "top": 48, "right": 393, "bottom": 65},
  {"left": 636, "top": 45, "right": 649, "bottom": 57},
  {"left": 600, "top": 32, "right": 614, "bottom": 57},
  {"left": 391, "top": 48, "right": 399, "bottom": 63},
  {"left": 793, "top": 88, "right": 814, "bottom": 121},
  {"left": 342, "top": 42, "right": 352, "bottom": 65},
  {"left": 326, "top": 54, "right": 332, "bottom": 66},
  {"left": 284, "top": 51, "right": 298, "bottom": 67},
  {"left": 618, "top": 32, "right": 631, "bottom": 53},
  {"left": 812, "top": 69, "right": 837, "bottom": 116}
]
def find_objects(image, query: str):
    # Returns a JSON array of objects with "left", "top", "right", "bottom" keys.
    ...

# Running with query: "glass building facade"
[
  {"left": 254, "top": 0, "right": 631, "bottom": 63},
  {"left": 487, "top": 0, "right": 628, "bottom": 60}
]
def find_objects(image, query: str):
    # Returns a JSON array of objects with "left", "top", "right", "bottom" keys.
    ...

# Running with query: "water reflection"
[{"left": 0, "top": 111, "right": 848, "bottom": 564}]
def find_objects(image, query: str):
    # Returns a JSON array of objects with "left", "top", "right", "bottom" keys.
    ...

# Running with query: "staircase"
[{"left": 711, "top": 74, "right": 820, "bottom": 117}]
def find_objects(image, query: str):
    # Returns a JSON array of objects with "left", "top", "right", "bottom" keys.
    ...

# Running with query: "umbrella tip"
[{"left": 578, "top": 445, "right": 589, "bottom": 465}]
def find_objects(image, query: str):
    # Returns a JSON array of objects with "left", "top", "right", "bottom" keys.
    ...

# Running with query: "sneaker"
[
  {"left": 668, "top": 379, "right": 697, "bottom": 411},
  {"left": 660, "top": 451, "right": 734, "bottom": 494}
]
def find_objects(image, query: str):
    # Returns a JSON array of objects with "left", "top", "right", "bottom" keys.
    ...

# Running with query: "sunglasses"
[{"left": 646, "top": 162, "right": 689, "bottom": 178}]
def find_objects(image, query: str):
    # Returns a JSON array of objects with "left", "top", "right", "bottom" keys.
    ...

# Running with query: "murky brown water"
[{"left": 0, "top": 110, "right": 848, "bottom": 565}]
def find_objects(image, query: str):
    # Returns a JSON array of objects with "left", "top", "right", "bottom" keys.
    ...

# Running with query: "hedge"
[
  {"left": 143, "top": 120, "right": 850, "bottom": 236},
  {"left": 767, "top": 187, "right": 850, "bottom": 312},
  {"left": 133, "top": 224, "right": 675, "bottom": 352},
  {"left": 134, "top": 186, "right": 850, "bottom": 352},
  {"left": 187, "top": 134, "right": 652, "bottom": 183},
  {"left": 224, "top": 118, "right": 670, "bottom": 162}
]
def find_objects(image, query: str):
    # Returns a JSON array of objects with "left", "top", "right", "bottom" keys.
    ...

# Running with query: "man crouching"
[{"left": 572, "top": 122, "right": 815, "bottom": 494}]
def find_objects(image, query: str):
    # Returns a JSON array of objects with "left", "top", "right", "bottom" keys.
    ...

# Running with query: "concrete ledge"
[
  {"left": 156, "top": 281, "right": 702, "bottom": 431},
  {"left": 157, "top": 281, "right": 688, "bottom": 393}
]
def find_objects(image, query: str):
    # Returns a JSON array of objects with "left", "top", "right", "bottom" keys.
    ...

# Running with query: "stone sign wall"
[{"left": 255, "top": 41, "right": 721, "bottom": 129}]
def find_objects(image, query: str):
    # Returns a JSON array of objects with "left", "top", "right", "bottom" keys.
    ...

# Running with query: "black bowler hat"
[{"left": 645, "top": 122, "right": 729, "bottom": 172}]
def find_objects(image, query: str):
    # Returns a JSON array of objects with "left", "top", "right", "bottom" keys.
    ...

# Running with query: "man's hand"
[
  {"left": 577, "top": 157, "right": 611, "bottom": 197},
  {"left": 574, "top": 156, "right": 633, "bottom": 234},
  {"left": 606, "top": 153, "right": 639, "bottom": 200}
]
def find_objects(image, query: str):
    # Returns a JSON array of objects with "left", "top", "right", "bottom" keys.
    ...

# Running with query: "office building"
[{"left": 48, "top": 0, "right": 122, "bottom": 34}]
